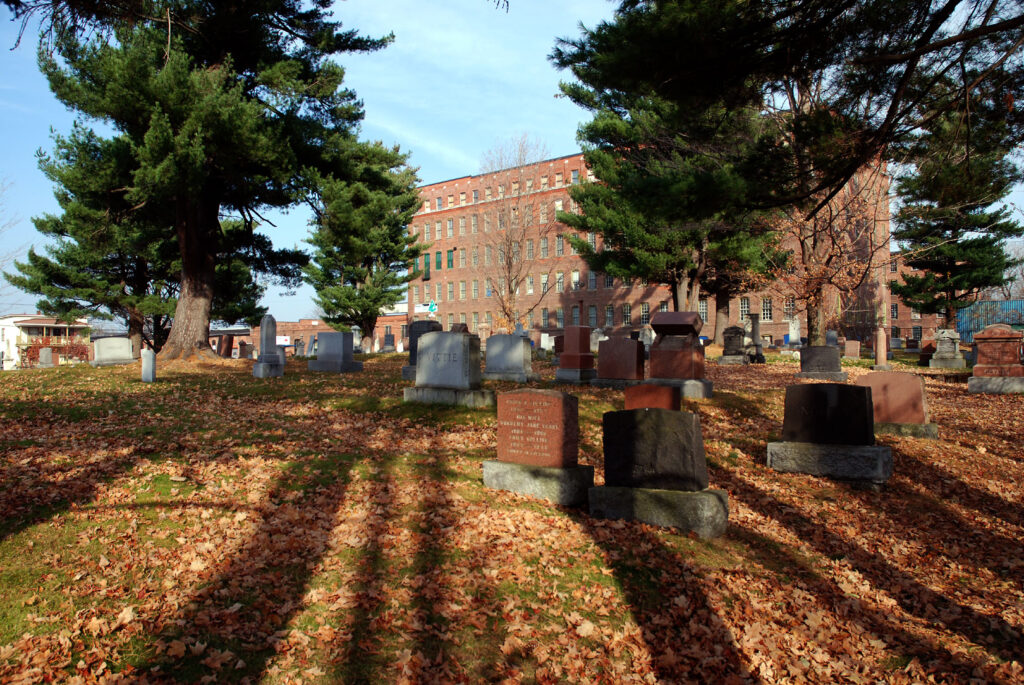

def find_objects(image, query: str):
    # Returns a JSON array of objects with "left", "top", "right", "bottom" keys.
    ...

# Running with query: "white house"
[{"left": 0, "top": 314, "right": 90, "bottom": 370}]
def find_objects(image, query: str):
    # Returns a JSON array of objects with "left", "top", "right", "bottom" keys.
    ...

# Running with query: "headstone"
[
  {"left": 639, "top": 325, "right": 655, "bottom": 356},
  {"left": 873, "top": 327, "right": 891, "bottom": 370},
  {"left": 216, "top": 334, "right": 234, "bottom": 358},
  {"left": 968, "top": 324, "right": 1024, "bottom": 394},
  {"left": 890, "top": 338, "right": 904, "bottom": 350},
  {"left": 748, "top": 313, "right": 765, "bottom": 363},
  {"left": 450, "top": 323, "right": 470, "bottom": 334},
  {"left": 403, "top": 320, "right": 443, "bottom": 380},
  {"left": 90, "top": 338, "right": 135, "bottom": 367},
  {"left": 906, "top": 338, "right": 919, "bottom": 350},
  {"left": 930, "top": 329, "right": 966, "bottom": 369},
  {"left": 306, "top": 336, "right": 316, "bottom": 356},
  {"left": 38, "top": 347, "right": 54, "bottom": 368},
  {"left": 514, "top": 322, "right": 527, "bottom": 337},
  {"left": 277, "top": 345, "right": 288, "bottom": 363},
  {"left": 647, "top": 312, "right": 712, "bottom": 398},
  {"left": 540, "top": 333, "right": 553, "bottom": 351},
  {"left": 555, "top": 326, "right": 596, "bottom": 384},
  {"left": 351, "top": 326, "right": 361, "bottom": 346},
  {"left": 854, "top": 371, "right": 936, "bottom": 438},
  {"left": 843, "top": 340, "right": 862, "bottom": 359},
  {"left": 825, "top": 330, "right": 839, "bottom": 347},
  {"left": 589, "top": 327, "right": 608, "bottom": 354},
  {"left": 624, "top": 383, "right": 680, "bottom": 411},
  {"left": 589, "top": 408, "right": 728, "bottom": 538},
  {"left": 483, "top": 334, "right": 538, "bottom": 382},
  {"left": 553, "top": 335, "right": 565, "bottom": 355},
  {"left": 718, "top": 325, "right": 749, "bottom": 365},
  {"left": 141, "top": 349, "right": 156, "bottom": 383},
  {"left": 396, "top": 341, "right": 404, "bottom": 353},
  {"left": 592, "top": 337, "right": 645, "bottom": 388},
  {"left": 308, "top": 331, "right": 362, "bottom": 373},
  {"left": 483, "top": 390, "right": 593, "bottom": 506},
  {"left": 404, "top": 332, "right": 494, "bottom": 407},
  {"left": 382, "top": 333, "right": 396, "bottom": 353},
  {"left": 238, "top": 342, "right": 253, "bottom": 359},
  {"left": 788, "top": 318, "right": 801, "bottom": 347},
  {"left": 253, "top": 315, "right": 284, "bottom": 378},
  {"left": 767, "top": 384, "right": 892, "bottom": 485},
  {"left": 918, "top": 340, "right": 936, "bottom": 366},
  {"left": 795, "top": 345, "right": 847, "bottom": 381}
]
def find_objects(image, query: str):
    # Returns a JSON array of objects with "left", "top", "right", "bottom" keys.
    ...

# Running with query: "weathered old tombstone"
[
  {"left": 788, "top": 318, "right": 802, "bottom": 348},
  {"left": 402, "top": 320, "right": 443, "bottom": 381},
  {"left": 381, "top": 333, "right": 396, "bottom": 353},
  {"left": 308, "top": 331, "right": 362, "bottom": 373},
  {"left": 638, "top": 325, "right": 655, "bottom": 357},
  {"left": 873, "top": 327, "right": 892, "bottom": 371},
  {"left": 825, "top": 330, "right": 839, "bottom": 347},
  {"left": 403, "top": 331, "right": 495, "bottom": 407},
  {"left": 90, "top": 338, "right": 135, "bottom": 367},
  {"left": 747, "top": 313, "right": 765, "bottom": 363},
  {"left": 968, "top": 324, "right": 1024, "bottom": 394},
  {"left": 917, "top": 340, "right": 936, "bottom": 366},
  {"left": 305, "top": 336, "right": 316, "bottom": 356},
  {"left": 592, "top": 337, "right": 645, "bottom": 388},
  {"left": 238, "top": 342, "right": 253, "bottom": 359},
  {"left": 253, "top": 315, "right": 284, "bottom": 378},
  {"left": 540, "top": 332, "right": 553, "bottom": 351},
  {"left": 483, "top": 334, "right": 538, "bottom": 382},
  {"left": 795, "top": 345, "right": 848, "bottom": 381},
  {"left": 589, "top": 408, "right": 728, "bottom": 538},
  {"left": 890, "top": 337, "right": 904, "bottom": 350},
  {"left": 37, "top": 347, "right": 54, "bottom": 368},
  {"left": 589, "top": 327, "right": 608, "bottom": 354},
  {"left": 482, "top": 390, "right": 593, "bottom": 506},
  {"left": 450, "top": 322, "right": 470, "bottom": 334},
  {"left": 624, "top": 383, "right": 681, "bottom": 411},
  {"left": 141, "top": 349, "right": 156, "bottom": 383},
  {"left": 555, "top": 326, "right": 597, "bottom": 384},
  {"left": 647, "top": 312, "right": 713, "bottom": 398},
  {"left": 767, "top": 384, "right": 893, "bottom": 486},
  {"left": 718, "top": 325, "right": 749, "bottom": 365},
  {"left": 854, "top": 371, "right": 936, "bottom": 438},
  {"left": 930, "top": 329, "right": 966, "bottom": 369},
  {"left": 843, "top": 340, "right": 862, "bottom": 359}
]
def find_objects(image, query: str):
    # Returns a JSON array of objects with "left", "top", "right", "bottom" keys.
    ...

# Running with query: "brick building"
[
  {"left": 405, "top": 152, "right": 894, "bottom": 345},
  {"left": 886, "top": 253, "right": 943, "bottom": 343}
]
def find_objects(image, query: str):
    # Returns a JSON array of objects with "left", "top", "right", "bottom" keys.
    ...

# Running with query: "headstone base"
[
  {"left": 482, "top": 461, "right": 594, "bottom": 507},
  {"left": 717, "top": 355, "right": 749, "bottom": 366},
  {"left": 401, "top": 365, "right": 417, "bottom": 381},
  {"left": 646, "top": 378, "right": 713, "bottom": 399},
  {"left": 872, "top": 364, "right": 893, "bottom": 371},
  {"left": 482, "top": 371, "right": 540, "bottom": 383},
  {"left": 253, "top": 361, "right": 284, "bottom": 378},
  {"left": 875, "top": 421, "right": 939, "bottom": 439},
  {"left": 967, "top": 376, "right": 1024, "bottom": 394},
  {"left": 588, "top": 487, "right": 728, "bottom": 539},
  {"left": 589, "top": 377, "right": 646, "bottom": 389},
  {"left": 89, "top": 358, "right": 135, "bottom": 368},
  {"left": 403, "top": 386, "right": 496, "bottom": 408},
  {"left": 555, "top": 368, "right": 597, "bottom": 384},
  {"left": 794, "top": 371, "right": 849, "bottom": 382},
  {"left": 308, "top": 359, "right": 363, "bottom": 373},
  {"left": 929, "top": 357, "right": 966, "bottom": 369},
  {"left": 767, "top": 441, "right": 892, "bottom": 484},
  {"left": 381, "top": 345, "right": 396, "bottom": 354}
]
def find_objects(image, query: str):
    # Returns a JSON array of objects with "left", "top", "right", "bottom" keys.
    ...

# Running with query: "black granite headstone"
[
  {"left": 603, "top": 409, "right": 709, "bottom": 491},
  {"left": 800, "top": 346, "right": 842, "bottom": 373},
  {"left": 408, "top": 320, "right": 443, "bottom": 365},
  {"left": 722, "top": 326, "right": 745, "bottom": 356},
  {"left": 781, "top": 383, "right": 875, "bottom": 445}
]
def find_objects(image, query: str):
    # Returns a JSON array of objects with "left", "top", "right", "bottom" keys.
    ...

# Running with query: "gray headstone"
[
  {"left": 602, "top": 408, "right": 709, "bottom": 491},
  {"left": 788, "top": 318, "right": 801, "bottom": 346},
  {"left": 781, "top": 383, "right": 874, "bottom": 445},
  {"left": 308, "top": 331, "right": 362, "bottom": 373},
  {"left": 799, "top": 345, "right": 842, "bottom": 373},
  {"left": 540, "top": 333, "right": 554, "bottom": 351},
  {"left": 253, "top": 314, "right": 284, "bottom": 378},
  {"left": 91, "top": 338, "right": 134, "bottom": 367},
  {"left": 382, "top": 333, "right": 396, "bottom": 352},
  {"left": 722, "top": 326, "right": 745, "bottom": 356},
  {"left": 825, "top": 330, "right": 839, "bottom": 347},
  {"left": 415, "top": 332, "right": 482, "bottom": 390},
  {"left": 306, "top": 336, "right": 316, "bottom": 356},
  {"left": 38, "top": 347, "right": 54, "bottom": 368},
  {"left": 483, "top": 334, "right": 537, "bottom": 381},
  {"left": 639, "top": 326, "right": 655, "bottom": 347},
  {"left": 141, "top": 349, "right": 156, "bottom": 382},
  {"left": 351, "top": 326, "right": 361, "bottom": 346},
  {"left": 514, "top": 322, "right": 527, "bottom": 337},
  {"left": 408, "top": 320, "right": 443, "bottom": 366}
]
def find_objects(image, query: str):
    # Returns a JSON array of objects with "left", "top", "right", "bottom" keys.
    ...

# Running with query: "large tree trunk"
[
  {"left": 806, "top": 286, "right": 828, "bottom": 346},
  {"left": 160, "top": 194, "right": 219, "bottom": 360},
  {"left": 714, "top": 290, "right": 730, "bottom": 345},
  {"left": 126, "top": 308, "right": 145, "bottom": 359}
]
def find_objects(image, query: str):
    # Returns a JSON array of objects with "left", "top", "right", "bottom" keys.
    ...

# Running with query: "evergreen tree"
[
  {"left": 892, "top": 79, "right": 1024, "bottom": 328},
  {"left": 303, "top": 144, "right": 422, "bottom": 338}
]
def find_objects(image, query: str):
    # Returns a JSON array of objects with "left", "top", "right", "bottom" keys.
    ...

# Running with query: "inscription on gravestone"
[{"left": 497, "top": 390, "right": 578, "bottom": 468}]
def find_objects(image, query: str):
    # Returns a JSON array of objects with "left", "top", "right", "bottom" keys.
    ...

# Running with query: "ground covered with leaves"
[{"left": 0, "top": 352, "right": 1021, "bottom": 684}]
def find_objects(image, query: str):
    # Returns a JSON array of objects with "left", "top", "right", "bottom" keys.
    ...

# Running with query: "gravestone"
[
  {"left": 482, "top": 390, "right": 593, "bottom": 506},
  {"left": 306, "top": 336, "right": 316, "bottom": 356},
  {"left": 588, "top": 408, "right": 728, "bottom": 538},
  {"left": 825, "top": 330, "right": 839, "bottom": 347},
  {"left": 718, "top": 326, "right": 748, "bottom": 365},
  {"left": 216, "top": 335, "right": 234, "bottom": 358},
  {"left": 540, "top": 333, "right": 553, "bottom": 351},
  {"left": 90, "top": 338, "right": 135, "bottom": 367},
  {"left": 767, "top": 384, "right": 892, "bottom": 485},
  {"left": 930, "top": 329, "right": 966, "bottom": 369},
  {"left": 514, "top": 322, "right": 527, "bottom": 337},
  {"left": 555, "top": 326, "right": 596, "bottom": 384},
  {"left": 592, "top": 337, "right": 645, "bottom": 388},
  {"left": 589, "top": 327, "right": 608, "bottom": 354},
  {"left": 968, "top": 324, "right": 1024, "bottom": 394},
  {"left": 381, "top": 333, "right": 396, "bottom": 353},
  {"left": 917, "top": 340, "right": 935, "bottom": 366},
  {"left": 351, "top": 326, "right": 361, "bottom": 346},
  {"left": 639, "top": 326, "right": 655, "bottom": 357},
  {"left": 624, "top": 383, "right": 681, "bottom": 411},
  {"left": 795, "top": 345, "right": 847, "bottom": 382},
  {"left": 788, "top": 318, "right": 802, "bottom": 348},
  {"left": 843, "top": 340, "right": 862, "bottom": 359},
  {"left": 308, "top": 331, "right": 362, "bottom": 373},
  {"left": 873, "top": 327, "right": 891, "bottom": 370},
  {"left": 854, "top": 371, "right": 936, "bottom": 438},
  {"left": 747, "top": 313, "right": 765, "bottom": 363},
  {"left": 38, "top": 347, "right": 54, "bottom": 368},
  {"left": 253, "top": 315, "right": 284, "bottom": 378},
  {"left": 647, "top": 312, "right": 713, "bottom": 398},
  {"left": 890, "top": 338, "right": 904, "bottom": 350},
  {"left": 450, "top": 323, "right": 470, "bottom": 334},
  {"left": 906, "top": 338, "right": 920, "bottom": 350},
  {"left": 238, "top": 342, "right": 253, "bottom": 359},
  {"left": 141, "top": 349, "right": 156, "bottom": 383},
  {"left": 483, "top": 334, "right": 538, "bottom": 382},
  {"left": 403, "top": 332, "right": 494, "bottom": 407},
  {"left": 402, "top": 320, "right": 443, "bottom": 381}
]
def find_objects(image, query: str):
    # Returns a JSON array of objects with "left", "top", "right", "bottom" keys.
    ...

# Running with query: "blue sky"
[{"left": 0, "top": 0, "right": 617, "bottom": 320}]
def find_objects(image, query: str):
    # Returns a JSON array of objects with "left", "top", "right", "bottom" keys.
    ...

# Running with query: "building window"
[
  {"left": 497, "top": 184, "right": 505, "bottom": 198},
  {"left": 447, "top": 194, "right": 454, "bottom": 208},
  {"left": 587, "top": 231, "right": 596, "bottom": 250},
  {"left": 423, "top": 254, "right": 430, "bottom": 277},
  {"left": 572, "top": 169, "right": 580, "bottom": 185},
  {"left": 459, "top": 248, "right": 466, "bottom": 267},
  {"left": 526, "top": 239, "right": 534, "bottom": 260},
  {"left": 472, "top": 189, "right": 479, "bottom": 203},
  {"left": 912, "top": 325, "right": 922, "bottom": 340},
  {"left": 659, "top": 301, "right": 668, "bottom": 313},
  {"left": 459, "top": 192, "right": 466, "bottom": 206},
  {"left": 435, "top": 197, "right": 442, "bottom": 210},
  {"left": 472, "top": 280, "right": 479, "bottom": 299},
  {"left": 542, "top": 307, "right": 549, "bottom": 327},
  {"left": 459, "top": 217, "right": 466, "bottom": 235},
  {"left": 555, "top": 171, "right": 564, "bottom": 186},
  {"left": 588, "top": 271, "right": 597, "bottom": 290},
  {"left": 485, "top": 246, "right": 492, "bottom": 266},
  {"left": 556, "top": 307, "right": 564, "bottom": 327},
  {"left": 527, "top": 275, "right": 534, "bottom": 294},
  {"left": 540, "top": 205, "right": 548, "bottom": 223},
  {"left": 528, "top": 310, "right": 535, "bottom": 327},
  {"left": 526, "top": 179, "right": 534, "bottom": 193},
  {"left": 556, "top": 235, "right": 564, "bottom": 256},
  {"left": 698, "top": 298, "right": 708, "bottom": 320},
  {"left": 446, "top": 219, "right": 454, "bottom": 238},
  {"left": 762, "top": 298, "right": 773, "bottom": 322},
  {"left": 605, "top": 273, "right": 614, "bottom": 288},
  {"left": 891, "top": 325, "right": 900, "bottom": 338},
  {"left": 556, "top": 271, "right": 564, "bottom": 292},
  {"left": 435, "top": 282, "right": 442, "bottom": 301},
  {"left": 412, "top": 285, "right": 419, "bottom": 301},
  {"left": 433, "top": 251, "right": 441, "bottom": 271},
  {"left": 424, "top": 223, "right": 431, "bottom": 241},
  {"left": 622, "top": 303, "right": 632, "bottom": 326},
  {"left": 572, "top": 270, "right": 581, "bottom": 289},
  {"left": 460, "top": 281, "right": 467, "bottom": 299},
  {"left": 571, "top": 305, "right": 580, "bottom": 325},
  {"left": 472, "top": 247, "right": 479, "bottom": 267},
  {"left": 890, "top": 260, "right": 898, "bottom": 273},
  {"left": 447, "top": 250, "right": 454, "bottom": 269},
  {"left": 460, "top": 313, "right": 467, "bottom": 325},
  {"left": 640, "top": 278, "right": 649, "bottom": 287},
  {"left": 605, "top": 304, "right": 614, "bottom": 328},
  {"left": 472, "top": 215, "right": 478, "bottom": 233},
  {"left": 640, "top": 303, "right": 650, "bottom": 325},
  {"left": 588, "top": 305, "right": 598, "bottom": 327},
  {"left": 485, "top": 187, "right": 492, "bottom": 201},
  {"left": 739, "top": 297, "right": 750, "bottom": 321},
  {"left": 784, "top": 296, "right": 796, "bottom": 320},
  {"left": 541, "top": 175, "right": 549, "bottom": 189},
  {"left": 541, "top": 273, "right": 549, "bottom": 293},
  {"left": 890, "top": 303, "right": 898, "bottom": 321},
  {"left": 487, "top": 311, "right": 493, "bottom": 328},
  {"left": 540, "top": 237, "right": 549, "bottom": 258},
  {"left": 401, "top": 324, "right": 408, "bottom": 339},
  {"left": 472, "top": 312, "right": 479, "bottom": 332},
  {"left": 447, "top": 313, "right": 454, "bottom": 330},
  {"left": 486, "top": 279, "right": 492, "bottom": 297}
]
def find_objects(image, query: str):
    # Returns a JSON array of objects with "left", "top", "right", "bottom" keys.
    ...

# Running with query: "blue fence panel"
[{"left": 956, "top": 300, "right": 1024, "bottom": 343}]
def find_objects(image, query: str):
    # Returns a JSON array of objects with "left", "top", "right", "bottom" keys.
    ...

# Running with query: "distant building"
[
  {"left": 0, "top": 314, "right": 90, "bottom": 369},
  {"left": 886, "top": 253, "right": 946, "bottom": 343}
]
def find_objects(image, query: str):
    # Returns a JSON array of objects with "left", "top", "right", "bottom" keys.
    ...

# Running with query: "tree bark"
[
  {"left": 127, "top": 308, "right": 145, "bottom": 358},
  {"left": 714, "top": 290, "right": 730, "bottom": 345},
  {"left": 806, "top": 286, "right": 828, "bottom": 346},
  {"left": 160, "top": 193, "right": 219, "bottom": 360}
]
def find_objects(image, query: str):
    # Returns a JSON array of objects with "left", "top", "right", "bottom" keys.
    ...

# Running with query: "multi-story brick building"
[
  {"left": 405, "top": 152, "right": 893, "bottom": 345},
  {"left": 886, "top": 253, "right": 943, "bottom": 343}
]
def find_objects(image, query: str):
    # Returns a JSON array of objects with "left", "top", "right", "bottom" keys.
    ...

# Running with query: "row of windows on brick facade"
[
  {"left": 428, "top": 301, "right": 657, "bottom": 333},
  {"left": 414, "top": 205, "right": 584, "bottom": 246},
  {"left": 424, "top": 169, "right": 587, "bottom": 212},
  {"left": 416, "top": 234, "right": 598, "bottom": 275},
  {"left": 889, "top": 304, "right": 922, "bottom": 321},
  {"left": 414, "top": 270, "right": 664, "bottom": 303}
]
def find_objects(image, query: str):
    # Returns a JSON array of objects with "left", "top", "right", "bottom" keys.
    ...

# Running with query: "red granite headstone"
[
  {"left": 559, "top": 326, "right": 594, "bottom": 370},
  {"left": 553, "top": 335, "right": 565, "bottom": 355},
  {"left": 650, "top": 311, "right": 703, "bottom": 337},
  {"left": 854, "top": 371, "right": 929, "bottom": 424},
  {"left": 843, "top": 340, "right": 861, "bottom": 358},
  {"left": 597, "top": 338, "right": 644, "bottom": 380},
  {"left": 624, "top": 383, "right": 681, "bottom": 411},
  {"left": 649, "top": 312, "right": 706, "bottom": 379},
  {"left": 497, "top": 389, "right": 579, "bottom": 468},
  {"left": 973, "top": 324, "right": 1024, "bottom": 377}
]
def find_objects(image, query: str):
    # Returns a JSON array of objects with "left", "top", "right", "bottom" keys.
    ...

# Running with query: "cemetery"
[{"left": 1, "top": 343, "right": 1021, "bottom": 683}]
